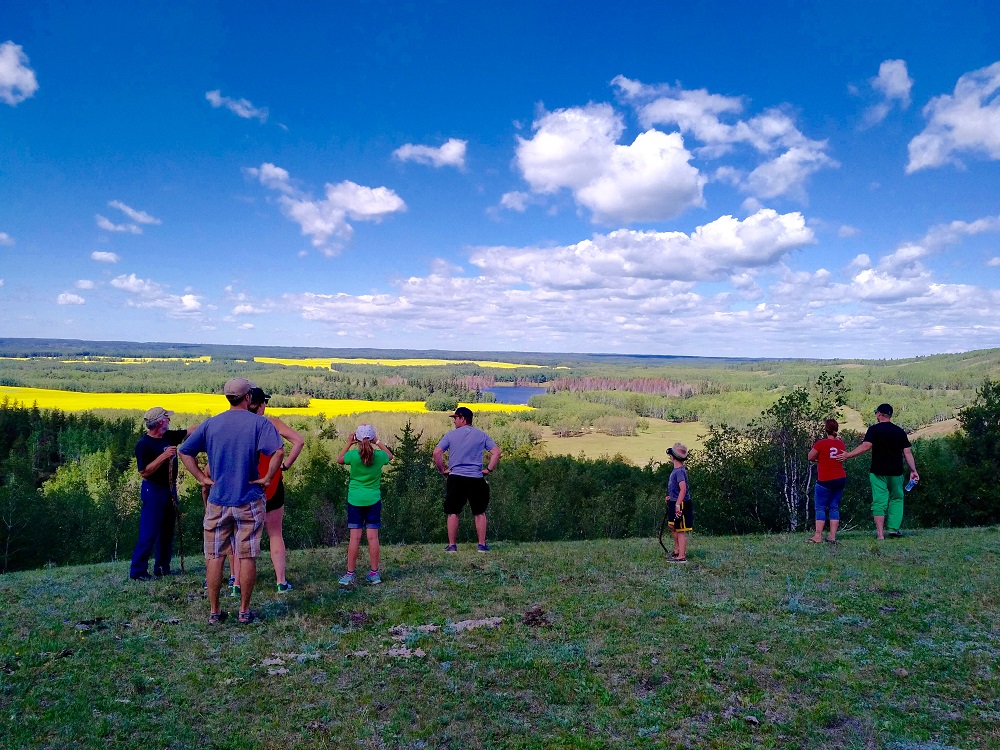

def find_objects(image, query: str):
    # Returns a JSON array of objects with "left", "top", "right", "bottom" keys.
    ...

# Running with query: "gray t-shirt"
[
  {"left": 437, "top": 425, "right": 497, "bottom": 478},
  {"left": 179, "top": 409, "right": 282, "bottom": 507},
  {"left": 668, "top": 466, "right": 690, "bottom": 503}
]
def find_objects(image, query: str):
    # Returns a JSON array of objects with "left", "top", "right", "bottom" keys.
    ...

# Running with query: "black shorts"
[
  {"left": 668, "top": 499, "right": 693, "bottom": 533},
  {"left": 265, "top": 480, "right": 285, "bottom": 513},
  {"left": 444, "top": 474, "right": 490, "bottom": 516}
]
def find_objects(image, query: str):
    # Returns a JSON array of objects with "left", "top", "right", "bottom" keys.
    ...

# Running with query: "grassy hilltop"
[{"left": 2, "top": 529, "right": 998, "bottom": 749}]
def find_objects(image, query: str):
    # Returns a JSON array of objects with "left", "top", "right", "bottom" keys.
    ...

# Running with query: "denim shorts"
[
  {"left": 815, "top": 478, "right": 846, "bottom": 521},
  {"left": 347, "top": 501, "right": 382, "bottom": 529}
]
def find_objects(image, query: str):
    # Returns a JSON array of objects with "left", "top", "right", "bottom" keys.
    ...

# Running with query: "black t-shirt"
[
  {"left": 135, "top": 429, "right": 188, "bottom": 488},
  {"left": 863, "top": 421, "right": 911, "bottom": 476}
]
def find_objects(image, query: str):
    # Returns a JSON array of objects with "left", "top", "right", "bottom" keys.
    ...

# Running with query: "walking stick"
[
  {"left": 657, "top": 507, "right": 670, "bottom": 556},
  {"left": 169, "top": 454, "right": 185, "bottom": 573}
]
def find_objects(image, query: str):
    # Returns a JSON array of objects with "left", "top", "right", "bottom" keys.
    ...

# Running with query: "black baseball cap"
[
  {"left": 874, "top": 403, "right": 893, "bottom": 417},
  {"left": 450, "top": 406, "right": 474, "bottom": 421}
]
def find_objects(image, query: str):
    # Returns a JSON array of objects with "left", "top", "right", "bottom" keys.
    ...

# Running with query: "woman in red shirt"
[{"left": 807, "top": 419, "right": 846, "bottom": 544}]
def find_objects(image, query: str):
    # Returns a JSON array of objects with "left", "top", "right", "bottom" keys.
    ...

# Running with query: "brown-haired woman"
[{"left": 807, "top": 418, "right": 847, "bottom": 544}]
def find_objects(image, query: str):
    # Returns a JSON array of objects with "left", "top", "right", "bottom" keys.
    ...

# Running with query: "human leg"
[
  {"left": 473, "top": 513, "right": 488, "bottom": 546},
  {"left": 870, "top": 474, "right": 889, "bottom": 539},
  {"left": 232, "top": 499, "right": 265, "bottom": 616},
  {"left": 153, "top": 494, "right": 176, "bottom": 575},
  {"left": 676, "top": 531, "right": 687, "bottom": 560},
  {"left": 366, "top": 528, "right": 380, "bottom": 572},
  {"left": 130, "top": 484, "right": 163, "bottom": 578},
  {"left": 266, "top": 506, "right": 287, "bottom": 584},
  {"left": 811, "top": 482, "right": 831, "bottom": 542},
  {"left": 206, "top": 556, "right": 226, "bottom": 615},
  {"left": 447, "top": 514, "right": 460, "bottom": 546},
  {"left": 885, "top": 475, "right": 905, "bottom": 533},
  {"left": 347, "top": 528, "right": 363, "bottom": 573},
  {"left": 203, "top": 501, "right": 234, "bottom": 616},
  {"left": 826, "top": 480, "right": 844, "bottom": 542}
]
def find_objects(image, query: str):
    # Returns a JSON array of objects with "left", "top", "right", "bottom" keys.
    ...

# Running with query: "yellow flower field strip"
[
  {"left": 255, "top": 356, "right": 545, "bottom": 369},
  {"left": 0, "top": 386, "right": 532, "bottom": 417}
]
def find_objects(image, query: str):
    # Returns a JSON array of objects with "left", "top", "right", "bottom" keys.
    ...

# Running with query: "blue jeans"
[
  {"left": 130, "top": 483, "right": 176, "bottom": 576},
  {"left": 815, "top": 478, "right": 846, "bottom": 522}
]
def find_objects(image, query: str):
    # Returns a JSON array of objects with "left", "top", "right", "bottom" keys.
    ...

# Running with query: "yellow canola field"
[
  {"left": 0, "top": 386, "right": 532, "bottom": 418},
  {"left": 255, "top": 356, "right": 545, "bottom": 369}
]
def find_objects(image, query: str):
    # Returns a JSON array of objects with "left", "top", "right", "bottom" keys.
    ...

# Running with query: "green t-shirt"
[{"left": 343, "top": 449, "right": 390, "bottom": 506}]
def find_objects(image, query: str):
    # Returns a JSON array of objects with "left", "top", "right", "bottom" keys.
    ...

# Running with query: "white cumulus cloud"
[
  {"left": 75, "top": 279, "right": 95, "bottom": 289},
  {"left": 393, "top": 138, "right": 467, "bottom": 168},
  {"left": 0, "top": 41, "right": 38, "bottom": 105},
  {"left": 907, "top": 61, "right": 1000, "bottom": 172},
  {"left": 205, "top": 89, "right": 268, "bottom": 122},
  {"left": 246, "top": 163, "right": 406, "bottom": 256},
  {"left": 57, "top": 293, "right": 85, "bottom": 305},
  {"left": 515, "top": 103, "right": 705, "bottom": 224},
  {"left": 110, "top": 274, "right": 202, "bottom": 316},
  {"left": 90, "top": 251, "right": 120, "bottom": 263},
  {"left": 864, "top": 59, "right": 913, "bottom": 126},
  {"left": 613, "top": 75, "right": 838, "bottom": 203}
]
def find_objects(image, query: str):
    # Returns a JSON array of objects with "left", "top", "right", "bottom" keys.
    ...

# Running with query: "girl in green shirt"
[{"left": 336, "top": 424, "right": 393, "bottom": 585}]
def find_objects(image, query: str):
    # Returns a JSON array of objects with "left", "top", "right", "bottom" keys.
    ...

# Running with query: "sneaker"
[
  {"left": 887, "top": 531, "right": 903, "bottom": 538},
  {"left": 668, "top": 557, "right": 688, "bottom": 564},
  {"left": 208, "top": 611, "right": 228, "bottom": 626},
  {"left": 444, "top": 544, "right": 458, "bottom": 553},
  {"left": 237, "top": 609, "right": 259, "bottom": 625},
  {"left": 202, "top": 578, "right": 208, "bottom": 589},
  {"left": 477, "top": 543, "right": 491, "bottom": 552},
  {"left": 227, "top": 575, "right": 236, "bottom": 587},
  {"left": 276, "top": 581, "right": 293, "bottom": 593},
  {"left": 366, "top": 570, "right": 382, "bottom": 585},
  {"left": 130, "top": 572, "right": 153, "bottom": 581},
  {"left": 230, "top": 584, "right": 241, "bottom": 598},
  {"left": 339, "top": 571, "right": 356, "bottom": 586}
]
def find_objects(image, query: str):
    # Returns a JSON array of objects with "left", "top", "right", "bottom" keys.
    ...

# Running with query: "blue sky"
[{"left": 2, "top": 1, "right": 999, "bottom": 358}]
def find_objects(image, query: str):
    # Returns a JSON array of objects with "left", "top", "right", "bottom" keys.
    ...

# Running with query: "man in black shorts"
[{"left": 433, "top": 407, "right": 502, "bottom": 552}]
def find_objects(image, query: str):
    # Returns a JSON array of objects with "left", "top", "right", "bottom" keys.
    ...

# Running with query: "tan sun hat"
[
  {"left": 143, "top": 406, "right": 174, "bottom": 423},
  {"left": 666, "top": 442, "right": 689, "bottom": 460}
]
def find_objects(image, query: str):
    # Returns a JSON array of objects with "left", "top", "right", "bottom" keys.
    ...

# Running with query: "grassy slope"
[{"left": 2, "top": 529, "right": 998, "bottom": 749}]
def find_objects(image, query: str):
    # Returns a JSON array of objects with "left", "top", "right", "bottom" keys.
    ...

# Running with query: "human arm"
[
  {"left": 482, "top": 445, "right": 502, "bottom": 475},
  {"left": 336, "top": 433, "right": 357, "bottom": 465},
  {"left": 835, "top": 441, "right": 871, "bottom": 462},
  {"left": 138, "top": 446, "right": 177, "bottom": 479},
  {"left": 270, "top": 417, "right": 305, "bottom": 470},
  {"left": 675, "top": 481, "right": 687, "bottom": 517},
  {"left": 432, "top": 445, "right": 449, "bottom": 475},
  {"left": 180, "top": 453, "right": 214, "bottom": 487},
  {"left": 902, "top": 447, "right": 919, "bottom": 482},
  {"left": 807, "top": 447, "right": 819, "bottom": 463},
  {"left": 376, "top": 438, "right": 394, "bottom": 462}
]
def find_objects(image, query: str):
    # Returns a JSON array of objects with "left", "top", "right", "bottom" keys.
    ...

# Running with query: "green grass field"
[
  {"left": 2, "top": 528, "right": 997, "bottom": 749},
  {"left": 540, "top": 418, "right": 707, "bottom": 465}
]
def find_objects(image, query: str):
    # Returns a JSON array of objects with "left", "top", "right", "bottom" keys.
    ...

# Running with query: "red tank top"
[
  {"left": 257, "top": 453, "right": 283, "bottom": 500},
  {"left": 814, "top": 437, "right": 847, "bottom": 482}
]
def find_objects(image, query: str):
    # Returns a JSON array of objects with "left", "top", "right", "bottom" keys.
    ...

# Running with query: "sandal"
[
  {"left": 806, "top": 538, "right": 823, "bottom": 543},
  {"left": 669, "top": 557, "right": 688, "bottom": 563},
  {"left": 237, "top": 609, "right": 259, "bottom": 625},
  {"left": 208, "top": 611, "right": 227, "bottom": 626},
  {"left": 825, "top": 538, "right": 838, "bottom": 544}
]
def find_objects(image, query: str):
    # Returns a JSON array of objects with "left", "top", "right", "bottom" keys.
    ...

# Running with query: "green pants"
[{"left": 870, "top": 473, "right": 904, "bottom": 532}]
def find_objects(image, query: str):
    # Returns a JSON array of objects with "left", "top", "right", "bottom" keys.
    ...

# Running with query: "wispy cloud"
[
  {"left": 393, "top": 138, "right": 467, "bottom": 168},
  {"left": 90, "top": 251, "right": 120, "bottom": 263},
  {"left": 907, "top": 61, "right": 1000, "bottom": 173},
  {"left": 205, "top": 89, "right": 268, "bottom": 122},
  {"left": 0, "top": 232, "right": 13, "bottom": 246},
  {"left": 108, "top": 200, "right": 161, "bottom": 225},
  {"left": 245, "top": 163, "right": 406, "bottom": 256},
  {"left": 75, "top": 279, "right": 95, "bottom": 289},
  {"left": 95, "top": 215, "right": 141, "bottom": 234},
  {"left": 110, "top": 273, "right": 202, "bottom": 316},
  {"left": 0, "top": 41, "right": 38, "bottom": 105}
]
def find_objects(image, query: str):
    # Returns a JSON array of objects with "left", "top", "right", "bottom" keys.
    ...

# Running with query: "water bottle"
[{"left": 904, "top": 478, "right": 918, "bottom": 492}]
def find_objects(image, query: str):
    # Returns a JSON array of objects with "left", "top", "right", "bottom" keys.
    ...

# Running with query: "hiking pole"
[
  {"left": 169, "top": 453, "right": 185, "bottom": 573},
  {"left": 657, "top": 506, "right": 670, "bottom": 556}
]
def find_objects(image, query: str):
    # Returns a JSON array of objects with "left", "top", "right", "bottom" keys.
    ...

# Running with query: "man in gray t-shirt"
[
  {"left": 180, "top": 377, "right": 283, "bottom": 625},
  {"left": 433, "top": 407, "right": 502, "bottom": 553}
]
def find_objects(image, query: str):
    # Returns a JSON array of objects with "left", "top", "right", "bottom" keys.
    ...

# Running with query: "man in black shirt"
[
  {"left": 838, "top": 403, "right": 919, "bottom": 539},
  {"left": 129, "top": 407, "right": 198, "bottom": 580}
]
